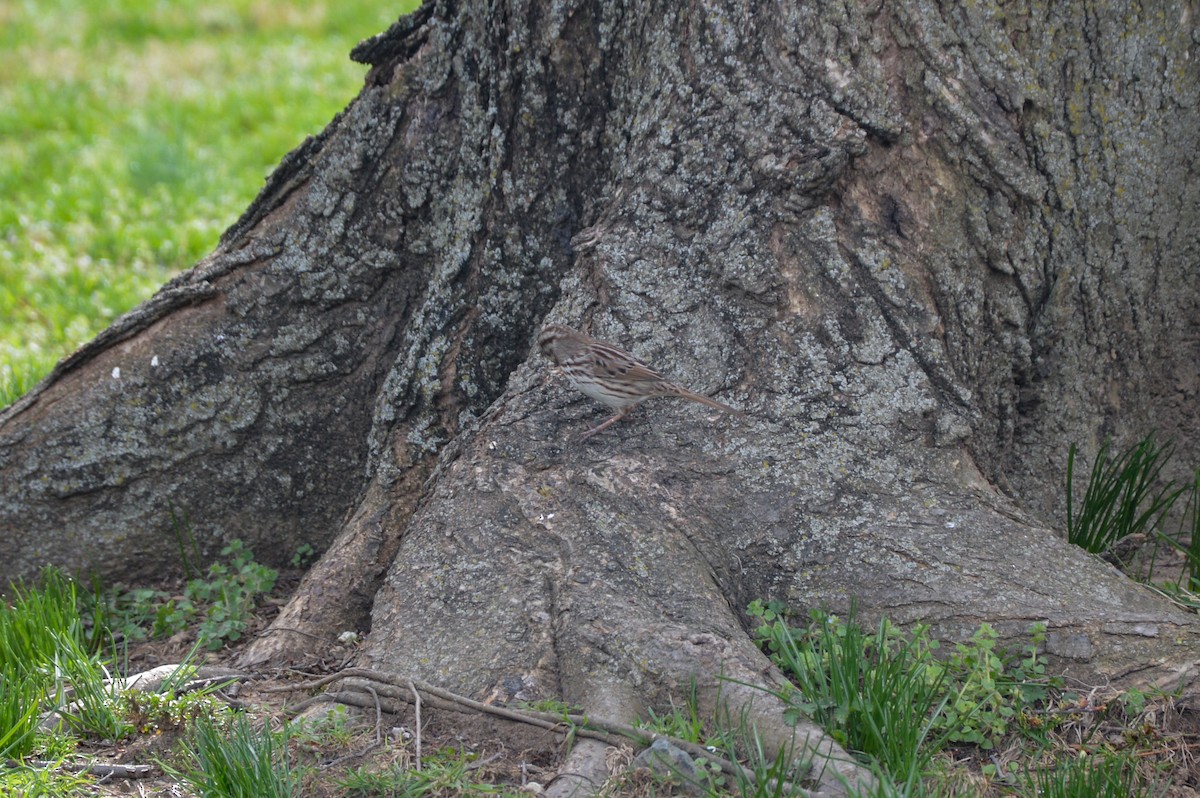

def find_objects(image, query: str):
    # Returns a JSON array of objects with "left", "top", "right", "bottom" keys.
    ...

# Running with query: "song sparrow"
[{"left": 537, "top": 323, "right": 743, "bottom": 439}]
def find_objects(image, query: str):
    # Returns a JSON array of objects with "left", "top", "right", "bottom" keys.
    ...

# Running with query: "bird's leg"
[{"left": 579, "top": 406, "right": 634, "bottom": 440}]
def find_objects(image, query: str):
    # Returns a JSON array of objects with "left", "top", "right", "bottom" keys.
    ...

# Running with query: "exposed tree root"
[
  {"left": 545, "top": 739, "right": 612, "bottom": 798},
  {"left": 265, "top": 667, "right": 868, "bottom": 796},
  {"left": 1, "top": 759, "right": 155, "bottom": 780}
]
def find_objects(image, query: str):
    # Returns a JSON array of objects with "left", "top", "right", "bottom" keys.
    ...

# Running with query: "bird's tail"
[{"left": 670, "top": 384, "right": 744, "bottom": 416}]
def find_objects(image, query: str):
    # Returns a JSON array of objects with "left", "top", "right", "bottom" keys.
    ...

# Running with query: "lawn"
[{"left": 0, "top": 0, "right": 415, "bottom": 406}]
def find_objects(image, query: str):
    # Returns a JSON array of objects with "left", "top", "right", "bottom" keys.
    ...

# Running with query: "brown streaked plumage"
[{"left": 537, "top": 323, "right": 742, "bottom": 439}]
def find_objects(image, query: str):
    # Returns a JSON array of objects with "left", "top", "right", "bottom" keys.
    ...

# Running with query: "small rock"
[{"left": 631, "top": 738, "right": 703, "bottom": 794}]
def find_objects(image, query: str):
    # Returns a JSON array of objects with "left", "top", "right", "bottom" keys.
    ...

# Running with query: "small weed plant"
[
  {"left": 185, "top": 540, "right": 278, "bottom": 648},
  {"left": 635, "top": 683, "right": 720, "bottom": 749},
  {"left": 632, "top": 687, "right": 817, "bottom": 797},
  {"left": 935, "top": 622, "right": 1053, "bottom": 750},
  {"left": 95, "top": 539, "right": 277, "bottom": 650},
  {"left": 291, "top": 543, "right": 316, "bottom": 568},
  {"left": 122, "top": 688, "right": 231, "bottom": 736}
]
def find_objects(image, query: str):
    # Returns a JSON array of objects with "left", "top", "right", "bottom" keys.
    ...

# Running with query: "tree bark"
[{"left": 2, "top": 1, "right": 1199, "bottom": 792}]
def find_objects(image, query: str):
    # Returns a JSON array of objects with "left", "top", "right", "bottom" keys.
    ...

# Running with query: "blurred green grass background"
[{"left": 0, "top": 0, "right": 419, "bottom": 406}]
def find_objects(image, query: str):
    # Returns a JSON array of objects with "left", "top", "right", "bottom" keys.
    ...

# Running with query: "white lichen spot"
[
  {"left": 823, "top": 57, "right": 852, "bottom": 90},
  {"left": 111, "top": 367, "right": 120, "bottom": 379},
  {"left": 150, "top": 355, "right": 159, "bottom": 367}
]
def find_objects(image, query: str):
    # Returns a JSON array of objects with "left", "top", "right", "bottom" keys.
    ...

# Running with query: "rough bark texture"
[{"left": 2, "top": 0, "right": 1199, "bottom": 792}]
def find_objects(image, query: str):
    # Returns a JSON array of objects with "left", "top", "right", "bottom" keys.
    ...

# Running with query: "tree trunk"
[{"left": 2, "top": 1, "right": 1198, "bottom": 791}]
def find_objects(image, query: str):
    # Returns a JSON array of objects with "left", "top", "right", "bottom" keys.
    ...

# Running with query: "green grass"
[
  {"left": 618, "top": 600, "right": 1170, "bottom": 795},
  {"left": 47, "top": 629, "right": 133, "bottom": 742},
  {"left": 1065, "top": 433, "right": 1186, "bottom": 555},
  {"left": 0, "top": 671, "right": 42, "bottom": 759},
  {"left": 0, "top": 567, "right": 97, "bottom": 677},
  {"left": 0, "top": 554, "right": 275, "bottom": 794},
  {"left": 338, "top": 747, "right": 516, "bottom": 797},
  {"left": 0, "top": 0, "right": 412, "bottom": 407},
  {"left": 746, "top": 602, "right": 1163, "bottom": 797},
  {"left": 637, "top": 686, "right": 717, "bottom": 748},
  {"left": 632, "top": 688, "right": 813, "bottom": 797},
  {"left": 164, "top": 712, "right": 300, "bottom": 798},
  {"left": 1184, "top": 469, "right": 1200, "bottom": 588},
  {"left": 751, "top": 602, "right": 950, "bottom": 793},
  {"left": 1018, "top": 753, "right": 1153, "bottom": 798},
  {"left": 0, "top": 568, "right": 121, "bottom": 756},
  {"left": 0, "top": 765, "right": 93, "bottom": 797},
  {"left": 1065, "top": 432, "right": 1200, "bottom": 611}
]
